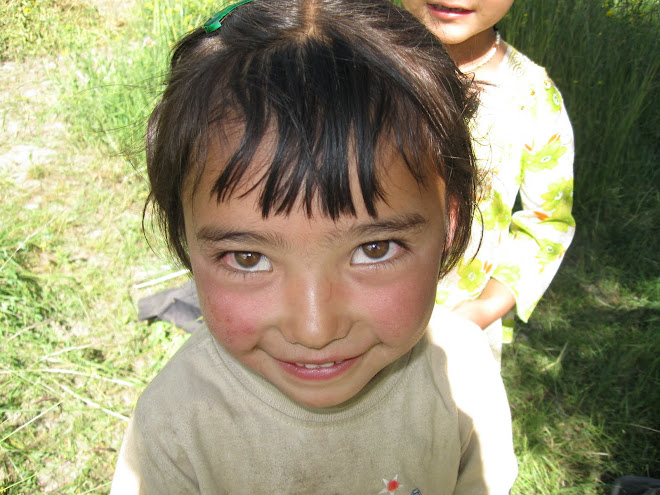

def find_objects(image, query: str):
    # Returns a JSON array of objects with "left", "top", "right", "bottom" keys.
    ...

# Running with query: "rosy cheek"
[
  {"left": 364, "top": 274, "right": 436, "bottom": 343},
  {"left": 196, "top": 280, "right": 265, "bottom": 352}
]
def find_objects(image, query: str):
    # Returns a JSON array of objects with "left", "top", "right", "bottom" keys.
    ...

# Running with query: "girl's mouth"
[
  {"left": 279, "top": 357, "right": 357, "bottom": 380},
  {"left": 428, "top": 4, "right": 472, "bottom": 15},
  {"left": 294, "top": 360, "right": 344, "bottom": 369}
]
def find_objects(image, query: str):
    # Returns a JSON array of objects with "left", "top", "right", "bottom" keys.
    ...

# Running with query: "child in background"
[
  {"left": 111, "top": 0, "right": 517, "bottom": 492},
  {"left": 400, "top": 0, "right": 575, "bottom": 361}
]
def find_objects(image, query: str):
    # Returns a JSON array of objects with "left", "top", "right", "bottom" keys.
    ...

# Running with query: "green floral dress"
[{"left": 436, "top": 44, "right": 575, "bottom": 357}]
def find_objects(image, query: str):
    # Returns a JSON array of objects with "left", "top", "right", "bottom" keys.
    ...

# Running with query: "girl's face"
[
  {"left": 183, "top": 133, "right": 450, "bottom": 408},
  {"left": 401, "top": 0, "right": 514, "bottom": 46}
]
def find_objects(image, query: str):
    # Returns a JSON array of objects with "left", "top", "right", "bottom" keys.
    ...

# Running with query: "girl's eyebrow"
[
  {"left": 346, "top": 213, "right": 429, "bottom": 238},
  {"left": 196, "top": 213, "right": 429, "bottom": 248},
  {"left": 196, "top": 227, "right": 287, "bottom": 248}
]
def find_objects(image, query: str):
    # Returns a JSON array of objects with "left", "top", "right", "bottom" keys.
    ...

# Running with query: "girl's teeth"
[
  {"left": 294, "top": 360, "right": 343, "bottom": 369},
  {"left": 433, "top": 5, "right": 468, "bottom": 13}
]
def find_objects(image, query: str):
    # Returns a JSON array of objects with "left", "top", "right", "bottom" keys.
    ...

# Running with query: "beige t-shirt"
[{"left": 111, "top": 311, "right": 517, "bottom": 494}]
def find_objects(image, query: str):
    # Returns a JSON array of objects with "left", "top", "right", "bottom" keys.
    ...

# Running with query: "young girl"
[
  {"left": 400, "top": 0, "right": 576, "bottom": 361},
  {"left": 112, "top": 0, "right": 517, "bottom": 492}
]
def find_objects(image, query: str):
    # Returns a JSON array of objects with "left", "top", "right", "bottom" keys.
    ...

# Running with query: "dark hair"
[{"left": 146, "top": 0, "right": 477, "bottom": 277}]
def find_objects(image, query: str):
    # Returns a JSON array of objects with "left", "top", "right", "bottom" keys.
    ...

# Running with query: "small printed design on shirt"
[{"left": 379, "top": 474, "right": 421, "bottom": 494}]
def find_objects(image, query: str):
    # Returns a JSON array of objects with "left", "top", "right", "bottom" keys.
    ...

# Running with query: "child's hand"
[{"left": 451, "top": 279, "right": 515, "bottom": 329}]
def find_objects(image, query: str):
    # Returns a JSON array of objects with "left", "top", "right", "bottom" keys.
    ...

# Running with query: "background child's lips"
[{"left": 428, "top": 3, "right": 473, "bottom": 15}]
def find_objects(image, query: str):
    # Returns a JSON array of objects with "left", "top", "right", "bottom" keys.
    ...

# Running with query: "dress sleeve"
[{"left": 491, "top": 75, "right": 576, "bottom": 322}]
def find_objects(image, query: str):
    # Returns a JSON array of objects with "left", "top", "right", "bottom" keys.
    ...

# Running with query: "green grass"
[
  {"left": 500, "top": 0, "right": 660, "bottom": 278},
  {"left": 0, "top": 0, "right": 109, "bottom": 62},
  {"left": 497, "top": 1, "right": 660, "bottom": 490},
  {"left": 1, "top": 0, "right": 658, "bottom": 493}
]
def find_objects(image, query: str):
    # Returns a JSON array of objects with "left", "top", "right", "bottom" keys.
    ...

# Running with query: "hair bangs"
[
  {"left": 146, "top": 0, "right": 477, "bottom": 272},
  {"left": 203, "top": 34, "right": 432, "bottom": 220}
]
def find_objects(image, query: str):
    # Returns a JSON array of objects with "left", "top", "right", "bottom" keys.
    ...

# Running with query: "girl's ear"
[
  {"left": 438, "top": 194, "right": 459, "bottom": 280},
  {"left": 443, "top": 195, "right": 458, "bottom": 252}
]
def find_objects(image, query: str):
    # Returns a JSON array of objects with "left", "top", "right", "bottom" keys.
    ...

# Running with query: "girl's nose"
[{"left": 279, "top": 272, "right": 349, "bottom": 349}]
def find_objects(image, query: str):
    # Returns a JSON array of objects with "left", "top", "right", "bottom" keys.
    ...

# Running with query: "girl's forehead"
[
  {"left": 185, "top": 140, "right": 447, "bottom": 245},
  {"left": 185, "top": 125, "right": 443, "bottom": 212}
]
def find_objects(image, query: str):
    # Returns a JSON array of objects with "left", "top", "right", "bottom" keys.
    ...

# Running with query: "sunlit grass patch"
[{"left": 0, "top": 0, "right": 104, "bottom": 61}]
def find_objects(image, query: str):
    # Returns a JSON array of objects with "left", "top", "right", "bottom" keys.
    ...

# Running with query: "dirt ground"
[
  {"left": 0, "top": 58, "right": 63, "bottom": 188},
  {"left": 0, "top": 0, "right": 137, "bottom": 193}
]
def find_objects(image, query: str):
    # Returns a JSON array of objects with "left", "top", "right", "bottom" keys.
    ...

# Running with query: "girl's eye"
[
  {"left": 222, "top": 251, "right": 272, "bottom": 272},
  {"left": 351, "top": 241, "right": 401, "bottom": 265}
]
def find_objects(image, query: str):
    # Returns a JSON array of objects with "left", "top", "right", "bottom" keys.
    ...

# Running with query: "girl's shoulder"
[
  {"left": 501, "top": 44, "right": 549, "bottom": 86},
  {"left": 499, "top": 43, "right": 566, "bottom": 118}
]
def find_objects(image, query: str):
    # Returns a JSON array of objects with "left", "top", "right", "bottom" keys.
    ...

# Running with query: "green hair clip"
[{"left": 203, "top": 0, "right": 254, "bottom": 33}]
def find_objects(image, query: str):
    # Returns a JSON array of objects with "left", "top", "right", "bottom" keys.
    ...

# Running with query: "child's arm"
[
  {"left": 490, "top": 75, "right": 575, "bottom": 323},
  {"left": 451, "top": 278, "right": 515, "bottom": 329},
  {"left": 428, "top": 311, "right": 518, "bottom": 492}
]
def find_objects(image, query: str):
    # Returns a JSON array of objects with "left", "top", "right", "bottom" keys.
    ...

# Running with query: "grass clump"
[
  {"left": 53, "top": 0, "right": 226, "bottom": 155},
  {"left": 0, "top": 0, "right": 103, "bottom": 61},
  {"left": 504, "top": 276, "right": 660, "bottom": 491},
  {"left": 0, "top": 235, "right": 51, "bottom": 331}
]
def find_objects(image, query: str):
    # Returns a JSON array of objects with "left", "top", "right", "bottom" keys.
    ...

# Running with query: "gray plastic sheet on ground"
[{"left": 137, "top": 280, "right": 203, "bottom": 333}]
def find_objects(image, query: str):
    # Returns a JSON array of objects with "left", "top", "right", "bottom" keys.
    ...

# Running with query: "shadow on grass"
[
  {"left": 499, "top": 3, "right": 659, "bottom": 489},
  {"left": 504, "top": 240, "right": 660, "bottom": 493}
]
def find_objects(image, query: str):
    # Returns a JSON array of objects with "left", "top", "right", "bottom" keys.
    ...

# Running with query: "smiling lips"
[
  {"left": 279, "top": 357, "right": 357, "bottom": 380},
  {"left": 429, "top": 4, "right": 472, "bottom": 15},
  {"left": 294, "top": 360, "right": 344, "bottom": 369}
]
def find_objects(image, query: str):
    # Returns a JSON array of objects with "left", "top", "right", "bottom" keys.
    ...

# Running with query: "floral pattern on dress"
[
  {"left": 540, "top": 178, "right": 575, "bottom": 232},
  {"left": 457, "top": 258, "right": 488, "bottom": 294},
  {"left": 536, "top": 239, "right": 566, "bottom": 267},
  {"left": 490, "top": 265, "right": 520, "bottom": 292},
  {"left": 436, "top": 44, "right": 575, "bottom": 340},
  {"left": 481, "top": 191, "right": 512, "bottom": 230},
  {"left": 435, "top": 289, "right": 450, "bottom": 306},
  {"left": 544, "top": 79, "right": 563, "bottom": 113},
  {"left": 521, "top": 134, "right": 567, "bottom": 172}
]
